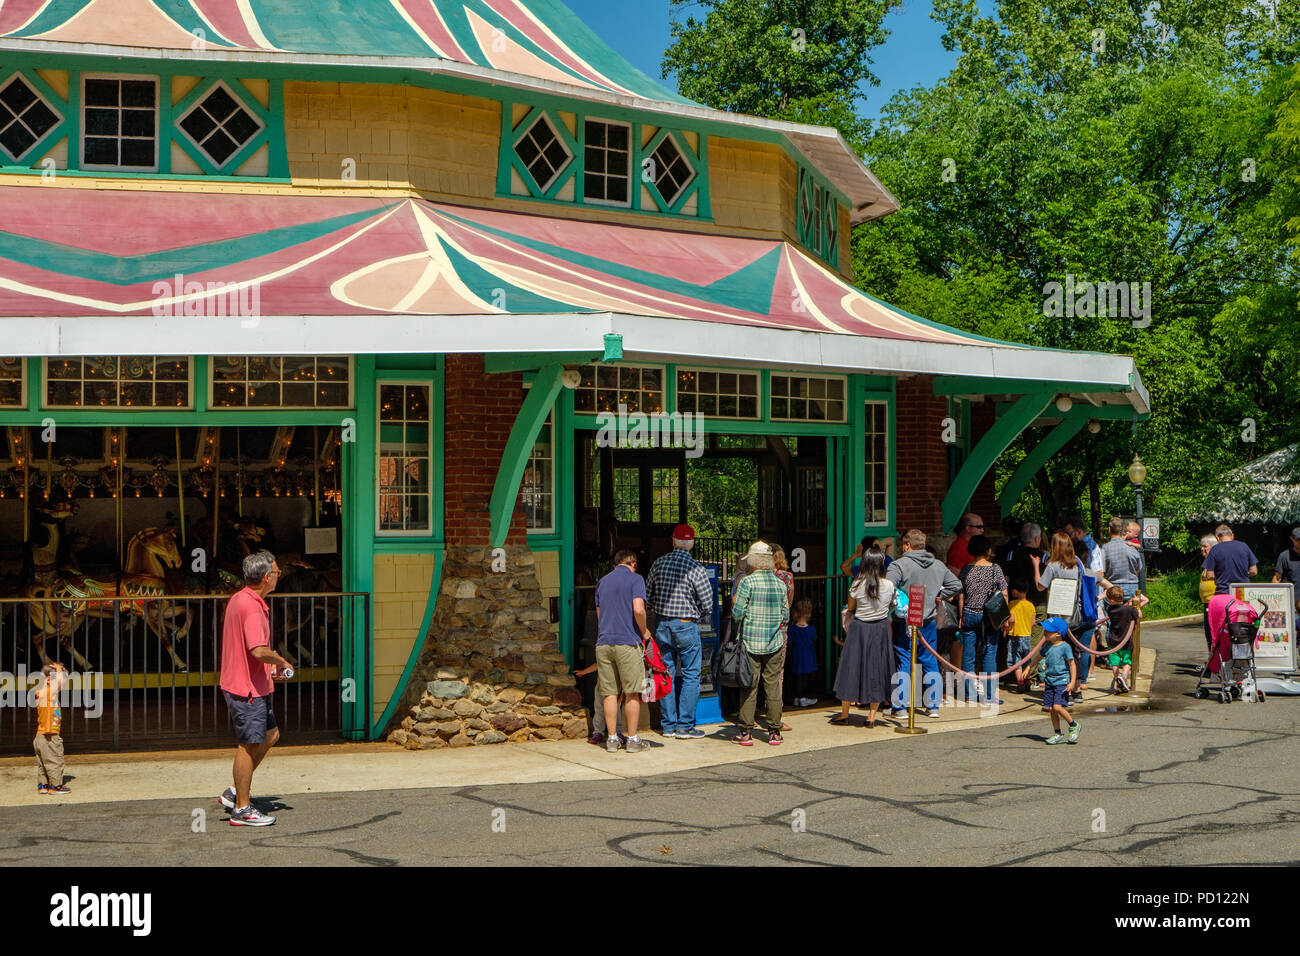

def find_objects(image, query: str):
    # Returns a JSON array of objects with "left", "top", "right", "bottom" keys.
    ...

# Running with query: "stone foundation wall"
[{"left": 386, "top": 544, "right": 588, "bottom": 748}]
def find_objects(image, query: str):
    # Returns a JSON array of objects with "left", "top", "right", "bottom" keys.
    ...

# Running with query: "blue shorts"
[
  {"left": 224, "top": 691, "right": 277, "bottom": 745},
  {"left": 1042, "top": 684, "right": 1071, "bottom": 709}
]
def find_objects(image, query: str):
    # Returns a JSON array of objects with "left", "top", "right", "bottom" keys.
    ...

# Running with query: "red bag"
[{"left": 642, "top": 638, "right": 674, "bottom": 702}]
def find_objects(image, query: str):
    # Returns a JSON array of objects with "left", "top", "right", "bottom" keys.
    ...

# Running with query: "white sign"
[
  {"left": 1046, "top": 577, "right": 1079, "bottom": 618},
  {"left": 1230, "top": 583, "right": 1297, "bottom": 672},
  {"left": 303, "top": 527, "right": 337, "bottom": 554},
  {"left": 1141, "top": 516, "right": 1160, "bottom": 551}
]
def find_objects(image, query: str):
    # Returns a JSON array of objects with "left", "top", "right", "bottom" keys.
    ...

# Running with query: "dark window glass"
[
  {"left": 83, "top": 137, "right": 117, "bottom": 165},
  {"left": 84, "top": 79, "right": 118, "bottom": 106},
  {"left": 0, "top": 78, "right": 35, "bottom": 113}
]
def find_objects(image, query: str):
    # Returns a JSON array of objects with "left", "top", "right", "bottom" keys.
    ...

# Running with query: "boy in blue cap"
[{"left": 1030, "top": 617, "right": 1080, "bottom": 744}]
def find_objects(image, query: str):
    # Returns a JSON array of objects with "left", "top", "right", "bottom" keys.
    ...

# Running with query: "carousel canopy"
[
  {"left": 0, "top": 184, "right": 1149, "bottom": 415},
  {"left": 0, "top": 0, "right": 896, "bottom": 221}
]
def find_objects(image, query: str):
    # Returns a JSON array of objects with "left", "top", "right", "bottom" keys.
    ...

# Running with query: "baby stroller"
[{"left": 1195, "top": 595, "right": 1267, "bottom": 704}]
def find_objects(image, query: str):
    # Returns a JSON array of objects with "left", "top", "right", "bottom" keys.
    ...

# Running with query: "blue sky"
[{"left": 561, "top": 0, "right": 965, "bottom": 122}]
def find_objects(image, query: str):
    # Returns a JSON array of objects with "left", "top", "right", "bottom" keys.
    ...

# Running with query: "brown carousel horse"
[{"left": 25, "top": 527, "right": 191, "bottom": 671}]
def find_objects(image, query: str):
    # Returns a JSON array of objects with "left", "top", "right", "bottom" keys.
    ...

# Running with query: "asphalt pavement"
[{"left": 1, "top": 620, "right": 1295, "bottom": 866}]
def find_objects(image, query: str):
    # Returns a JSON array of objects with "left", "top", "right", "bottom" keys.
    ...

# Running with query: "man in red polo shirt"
[
  {"left": 218, "top": 550, "right": 294, "bottom": 827},
  {"left": 946, "top": 513, "right": 984, "bottom": 573}
]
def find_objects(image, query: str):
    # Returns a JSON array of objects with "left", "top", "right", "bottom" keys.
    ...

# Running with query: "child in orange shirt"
[{"left": 34, "top": 663, "right": 70, "bottom": 794}]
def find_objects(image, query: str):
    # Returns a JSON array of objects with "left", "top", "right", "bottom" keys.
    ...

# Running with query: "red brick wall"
[
  {"left": 442, "top": 355, "right": 527, "bottom": 546},
  {"left": 894, "top": 376, "right": 947, "bottom": 533}
]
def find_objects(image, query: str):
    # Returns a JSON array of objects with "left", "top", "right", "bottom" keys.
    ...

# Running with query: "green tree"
[{"left": 661, "top": 0, "right": 899, "bottom": 148}]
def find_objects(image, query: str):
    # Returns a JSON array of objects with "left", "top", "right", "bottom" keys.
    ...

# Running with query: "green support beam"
[
  {"left": 484, "top": 352, "right": 600, "bottom": 374},
  {"left": 488, "top": 365, "right": 565, "bottom": 548},
  {"left": 941, "top": 391, "right": 1054, "bottom": 533},
  {"left": 998, "top": 406, "right": 1091, "bottom": 518}
]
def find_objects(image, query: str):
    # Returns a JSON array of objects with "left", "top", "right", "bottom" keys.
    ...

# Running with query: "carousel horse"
[
  {"left": 25, "top": 527, "right": 191, "bottom": 671},
  {"left": 185, "top": 515, "right": 267, "bottom": 593}
]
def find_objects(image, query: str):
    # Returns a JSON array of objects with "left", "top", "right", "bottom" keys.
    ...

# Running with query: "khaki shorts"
[{"left": 596, "top": 643, "right": 645, "bottom": 698}]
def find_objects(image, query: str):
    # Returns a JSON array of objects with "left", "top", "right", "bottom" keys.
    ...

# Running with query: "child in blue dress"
[{"left": 787, "top": 598, "right": 820, "bottom": 707}]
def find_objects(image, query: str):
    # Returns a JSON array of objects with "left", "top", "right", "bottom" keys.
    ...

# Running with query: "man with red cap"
[{"left": 646, "top": 524, "right": 714, "bottom": 739}]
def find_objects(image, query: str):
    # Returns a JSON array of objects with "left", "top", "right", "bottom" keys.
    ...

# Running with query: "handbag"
[
  {"left": 641, "top": 637, "right": 673, "bottom": 702},
  {"left": 713, "top": 621, "right": 755, "bottom": 689},
  {"left": 983, "top": 590, "right": 1011, "bottom": 630}
]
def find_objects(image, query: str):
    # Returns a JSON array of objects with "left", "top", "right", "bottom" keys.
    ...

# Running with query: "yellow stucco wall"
[{"left": 372, "top": 552, "right": 438, "bottom": 722}]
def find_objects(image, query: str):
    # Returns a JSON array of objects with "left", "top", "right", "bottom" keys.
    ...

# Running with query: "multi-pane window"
[
  {"left": 211, "top": 356, "right": 351, "bottom": 408},
  {"left": 770, "top": 374, "right": 847, "bottom": 422},
  {"left": 583, "top": 119, "right": 630, "bottom": 206},
  {"left": 177, "top": 82, "right": 262, "bottom": 168},
  {"left": 0, "top": 75, "right": 60, "bottom": 162},
  {"left": 582, "top": 435, "right": 602, "bottom": 508},
  {"left": 796, "top": 466, "right": 827, "bottom": 534},
  {"left": 0, "top": 357, "right": 23, "bottom": 406},
  {"left": 797, "top": 167, "right": 841, "bottom": 264},
  {"left": 651, "top": 468, "right": 680, "bottom": 523},
  {"left": 378, "top": 383, "right": 431, "bottom": 533},
  {"left": 675, "top": 368, "right": 759, "bottom": 419},
  {"left": 523, "top": 412, "right": 554, "bottom": 534},
  {"left": 649, "top": 134, "right": 694, "bottom": 206},
  {"left": 514, "top": 113, "right": 572, "bottom": 193},
  {"left": 865, "top": 401, "right": 889, "bottom": 525},
  {"left": 45, "top": 357, "right": 189, "bottom": 408},
  {"left": 82, "top": 76, "right": 157, "bottom": 170},
  {"left": 613, "top": 467, "right": 639, "bottom": 522},
  {"left": 573, "top": 364, "right": 664, "bottom": 414}
]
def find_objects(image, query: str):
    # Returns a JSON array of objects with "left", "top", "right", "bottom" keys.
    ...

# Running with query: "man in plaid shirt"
[
  {"left": 731, "top": 541, "right": 790, "bottom": 746},
  {"left": 647, "top": 524, "right": 714, "bottom": 739}
]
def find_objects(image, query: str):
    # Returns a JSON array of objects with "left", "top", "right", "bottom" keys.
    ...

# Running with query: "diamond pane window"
[
  {"left": 0, "top": 74, "right": 60, "bottom": 162},
  {"left": 649, "top": 135, "right": 695, "bottom": 207},
  {"left": 378, "top": 383, "right": 432, "bottom": 533},
  {"left": 44, "top": 357, "right": 190, "bottom": 408},
  {"left": 515, "top": 114, "right": 572, "bottom": 193},
  {"left": 178, "top": 82, "right": 263, "bottom": 169},
  {"left": 573, "top": 364, "right": 663, "bottom": 414},
  {"left": 770, "top": 374, "right": 847, "bottom": 422},
  {"left": 583, "top": 119, "right": 630, "bottom": 206},
  {"left": 81, "top": 76, "right": 157, "bottom": 170},
  {"left": 675, "top": 368, "right": 759, "bottom": 419}
]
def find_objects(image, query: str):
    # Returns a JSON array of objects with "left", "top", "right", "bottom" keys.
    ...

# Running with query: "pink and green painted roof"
[
  {"left": 0, "top": 184, "right": 1005, "bottom": 347},
  {"left": 0, "top": 0, "right": 691, "bottom": 102}
]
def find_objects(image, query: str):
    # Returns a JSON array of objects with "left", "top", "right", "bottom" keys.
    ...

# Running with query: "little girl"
[{"left": 786, "top": 599, "right": 820, "bottom": 707}]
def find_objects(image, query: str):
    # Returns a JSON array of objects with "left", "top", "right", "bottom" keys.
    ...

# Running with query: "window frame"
[
  {"left": 864, "top": 399, "right": 890, "bottom": 528},
  {"left": 0, "top": 71, "right": 65, "bottom": 164},
  {"left": 769, "top": 373, "right": 848, "bottom": 423},
  {"left": 674, "top": 365, "right": 761, "bottom": 421},
  {"left": 581, "top": 116, "right": 633, "bottom": 209},
  {"left": 374, "top": 378, "right": 435, "bottom": 537},
  {"left": 522, "top": 408, "right": 556, "bottom": 534},
  {"left": 208, "top": 356, "right": 354, "bottom": 410},
  {"left": 79, "top": 72, "right": 161, "bottom": 173},
  {"left": 42, "top": 356, "right": 193, "bottom": 410},
  {"left": 512, "top": 109, "right": 575, "bottom": 196},
  {"left": 173, "top": 77, "right": 268, "bottom": 174}
]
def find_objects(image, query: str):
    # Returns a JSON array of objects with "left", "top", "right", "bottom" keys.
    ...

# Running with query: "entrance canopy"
[{"left": 0, "top": 185, "right": 1147, "bottom": 416}]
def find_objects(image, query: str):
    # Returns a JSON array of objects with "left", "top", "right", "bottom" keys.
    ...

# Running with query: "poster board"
[
  {"left": 1230, "top": 582, "right": 1297, "bottom": 673},
  {"left": 1046, "top": 577, "right": 1079, "bottom": 618},
  {"left": 304, "top": 527, "right": 337, "bottom": 554}
]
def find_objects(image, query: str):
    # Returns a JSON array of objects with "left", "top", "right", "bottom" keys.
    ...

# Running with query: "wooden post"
[{"left": 175, "top": 427, "right": 186, "bottom": 548}]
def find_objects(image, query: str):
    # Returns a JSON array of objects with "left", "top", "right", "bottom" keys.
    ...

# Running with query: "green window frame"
[
  {"left": 797, "top": 166, "right": 842, "bottom": 265},
  {"left": 864, "top": 399, "right": 889, "bottom": 527},
  {"left": 43, "top": 356, "right": 192, "bottom": 410},
  {"left": 376, "top": 380, "right": 433, "bottom": 536},
  {"left": 506, "top": 106, "right": 578, "bottom": 200},
  {"left": 0, "top": 68, "right": 67, "bottom": 166},
  {"left": 0, "top": 358, "right": 25, "bottom": 408},
  {"left": 172, "top": 77, "right": 270, "bottom": 176}
]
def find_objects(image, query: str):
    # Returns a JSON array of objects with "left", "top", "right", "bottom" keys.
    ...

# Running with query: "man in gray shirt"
[{"left": 1100, "top": 516, "right": 1143, "bottom": 600}]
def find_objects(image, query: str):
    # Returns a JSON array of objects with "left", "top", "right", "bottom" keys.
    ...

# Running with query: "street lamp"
[{"left": 1128, "top": 455, "right": 1147, "bottom": 595}]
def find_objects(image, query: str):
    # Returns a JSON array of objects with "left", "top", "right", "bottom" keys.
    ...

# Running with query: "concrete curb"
[{"left": 1146, "top": 613, "right": 1204, "bottom": 626}]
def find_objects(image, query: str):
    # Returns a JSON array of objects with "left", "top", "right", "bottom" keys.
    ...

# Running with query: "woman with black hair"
[{"left": 830, "top": 548, "right": 896, "bottom": 728}]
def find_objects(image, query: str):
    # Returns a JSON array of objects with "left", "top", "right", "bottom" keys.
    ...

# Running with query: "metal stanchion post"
[{"left": 896, "top": 623, "right": 927, "bottom": 735}]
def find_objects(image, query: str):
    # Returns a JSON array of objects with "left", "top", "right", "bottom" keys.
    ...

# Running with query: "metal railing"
[{"left": 0, "top": 590, "right": 368, "bottom": 753}]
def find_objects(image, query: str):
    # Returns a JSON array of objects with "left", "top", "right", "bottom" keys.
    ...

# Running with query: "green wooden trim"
[
  {"left": 847, "top": 376, "right": 866, "bottom": 538},
  {"left": 485, "top": 352, "right": 599, "bottom": 373},
  {"left": 25, "top": 357, "right": 40, "bottom": 413},
  {"left": 571, "top": 413, "right": 850, "bottom": 438},
  {"left": 998, "top": 406, "right": 1091, "bottom": 519},
  {"left": 639, "top": 127, "right": 703, "bottom": 215},
  {"left": 192, "top": 355, "right": 209, "bottom": 412},
  {"left": 602, "top": 334, "right": 623, "bottom": 361},
  {"left": 344, "top": 355, "right": 377, "bottom": 739},
  {"left": 933, "top": 376, "right": 1132, "bottom": 396},
  {"left": 505, "top": 105, "right": 578, "bottom": 201},
  {"left": 555, "top": 388, "right": 576, "bottom": 666},
  {"left": 0, "top": 408, "right": 350, "bottom": 425},
  {"left": 941, "top": 392, "right": 1053, "bottom": 533},
  {"left": 489, "top": 364, "right": 564, "bottom": 547},
  {"left": 859, "top": 376, "right": 896, "bottom": 532},
  {"left": 265, "top": 78, "right": 289, "bottom": 179},
  {"left": 369, "top": 543, "right": 443, "bottom": 739}
]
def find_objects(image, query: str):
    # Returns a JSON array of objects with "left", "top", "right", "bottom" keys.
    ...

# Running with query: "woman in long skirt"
[{"left": 831, "top": 548, "right": 896, "bottom": 728}]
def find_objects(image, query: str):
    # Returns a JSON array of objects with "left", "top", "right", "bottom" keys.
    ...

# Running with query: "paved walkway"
[{"left": 0, "top": 649, "right": 1154, "bottom": 808}]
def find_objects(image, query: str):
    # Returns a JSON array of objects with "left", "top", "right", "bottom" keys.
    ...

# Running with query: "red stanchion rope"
[{"left": 907, "top": 623, "right": 1134, "bottom": 681}]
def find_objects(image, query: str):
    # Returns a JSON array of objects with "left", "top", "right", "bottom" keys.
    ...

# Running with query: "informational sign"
[
  {"left": 908, "top": 584, "right": 925, "bottom": 628},
  {"left": 1141, "top": 516, "right": 1161, "bottom": 552},
  {"left": 304, "top": 527, "right": 337, "bottom": 554},
  {"left": 1230, "top": 582, "right": 1297, "bottom": 673},
  {"left": 1046, "top": 577, "right": 1079, "bottom": 618}
]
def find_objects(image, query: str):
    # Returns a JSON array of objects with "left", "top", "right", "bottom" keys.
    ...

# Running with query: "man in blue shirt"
[
  {"left": 1202, "top": 524, "right": 1258, "bottom": 595},
  {"left": 595, "top": 549, "right": 652, "bottom": 754}
]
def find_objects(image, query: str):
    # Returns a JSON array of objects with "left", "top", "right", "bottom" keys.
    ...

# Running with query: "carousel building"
[{"left": 0, "top": 0, "right": 1149, "bottom": 749}]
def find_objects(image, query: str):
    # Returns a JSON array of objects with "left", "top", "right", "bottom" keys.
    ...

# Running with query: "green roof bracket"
[
  {"left": 488, "top": 364, "right": 565, "bottom": 548},
  {"left": 997, "top": 406, "right": 1092, "bottom": 519},
  {"left": 602, "top": 333, "right": 623, "bottom": 362},
  {"left": 941, "top": 391, "right": 1054, "bottom": 533}
]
